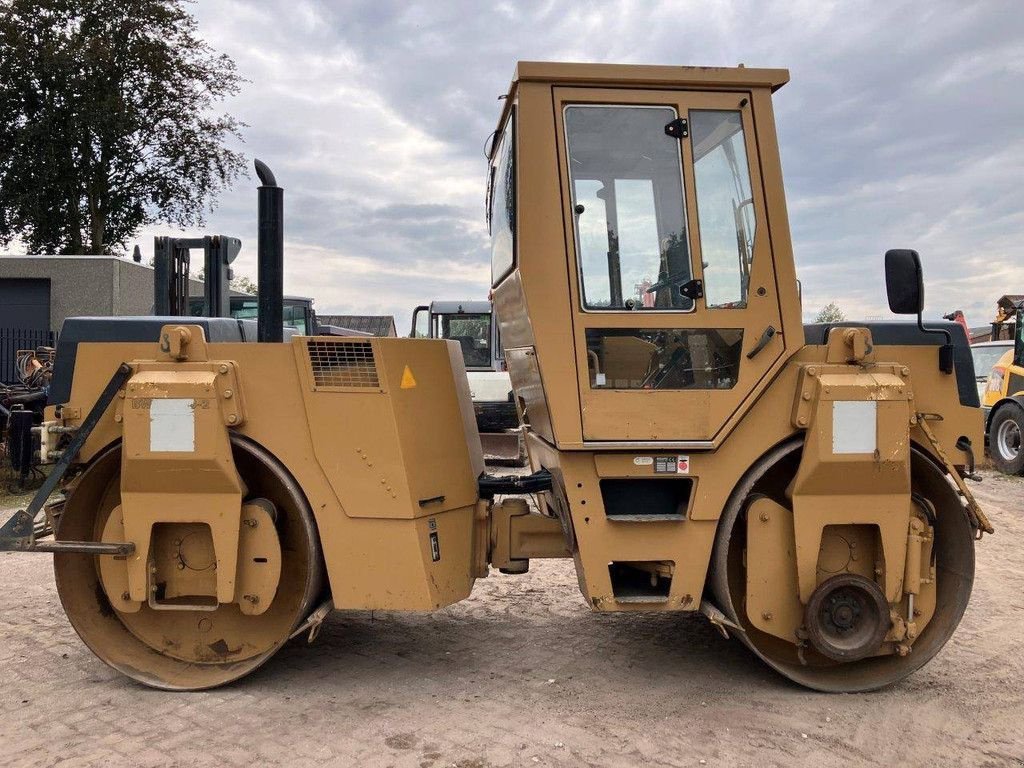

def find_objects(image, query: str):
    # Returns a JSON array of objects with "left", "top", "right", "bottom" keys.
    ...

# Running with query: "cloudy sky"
[{"left": 134, "top": 0, "right": 1023, "bottom": 330}]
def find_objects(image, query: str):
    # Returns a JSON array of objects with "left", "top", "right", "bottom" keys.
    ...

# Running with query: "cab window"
[
  {"left": 586, "top": 328, "right": 743, "bottom": 390},
  {"left": 283, "top": 303, "right": 307, "bottom": 334},
  {"left": 436, "top": 313, "right": 492, "bottom": 369},
  {"left": 691, "top": 110, "right": 756, "bottom": 309},
  {"left": 489, "top": 112, "right": 516, "bottom": 285},
  {"left": 564, "top": 105, "right": 692, "bottom": 311}
]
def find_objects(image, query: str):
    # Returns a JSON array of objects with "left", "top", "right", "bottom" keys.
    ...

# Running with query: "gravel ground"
[{"left": 1, "top": 470, "right": 1022, "bottom": 768}]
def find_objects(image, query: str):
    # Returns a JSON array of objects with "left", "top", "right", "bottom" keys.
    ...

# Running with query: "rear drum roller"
[
  {"left": 54, "top": 435, "right": 325, "bottom": 690},
  {"left": 709, "top": 439, "right": 975, "bottom": 692}
]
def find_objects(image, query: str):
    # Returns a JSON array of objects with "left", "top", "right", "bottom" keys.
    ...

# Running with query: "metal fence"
[{"left": 1, "top": 327, "right": 56, "bottom": 385}]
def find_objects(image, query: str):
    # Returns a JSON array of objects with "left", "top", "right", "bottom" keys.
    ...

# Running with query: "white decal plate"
[
  {"left": 633, "top": 456, "right": 653, "bottom": 466},
  {"left": 150, "top": 399, "right": 195, "bottom": 453},
  {"left": 832, "top": 401, "right": 877, "bottom": 454}
]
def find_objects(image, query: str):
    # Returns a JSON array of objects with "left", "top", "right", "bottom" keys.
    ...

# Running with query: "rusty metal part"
[{"left": 803, "top": 573, "right": 890, "bottom": 662}]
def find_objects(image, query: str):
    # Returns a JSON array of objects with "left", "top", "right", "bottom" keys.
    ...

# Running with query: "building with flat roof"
[{"left": 0, "top": 254, "right": 205, "bottom": 333}]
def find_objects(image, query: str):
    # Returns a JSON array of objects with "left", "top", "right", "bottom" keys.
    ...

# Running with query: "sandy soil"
[{"left": 1, "top": 470, "right": 1022, "bottom": 767}]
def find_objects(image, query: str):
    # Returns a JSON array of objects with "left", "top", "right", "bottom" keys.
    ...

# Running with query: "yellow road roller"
[{"left": 0, "top": 62, "right": 991, "bottom": 692}]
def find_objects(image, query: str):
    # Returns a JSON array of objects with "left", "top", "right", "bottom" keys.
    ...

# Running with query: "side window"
[
  {"left": 564, "top": 105, "right": 692, "bottom": 312},
  {"left": 442, "top": 314, "right": 492, "bottom": 369},
  {"left": 489, "top": 111, "right": 516, "bottom": 285},
  {"left": 691, "top": 110, "right": 756, "bottom": 309},
  {"left": 585, "top": 328, "right": 743, "bottom": 390}
]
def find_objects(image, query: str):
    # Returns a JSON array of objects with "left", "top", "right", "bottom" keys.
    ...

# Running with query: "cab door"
[{"left": 555, "top": 88, "right": 785, "bottom": 442}]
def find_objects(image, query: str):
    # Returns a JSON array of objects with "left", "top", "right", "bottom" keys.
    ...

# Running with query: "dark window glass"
[
  {"left": 489, "top": 113, "right": 516, "bottom": 285},
  {"left": 439, "top": 313, "right": 492, "bottom": 368},
  {"left": 585, "top": 328, "right": 743, "bottom": 389}
]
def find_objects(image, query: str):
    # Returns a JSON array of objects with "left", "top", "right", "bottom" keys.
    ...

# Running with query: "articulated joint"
[{"left": 488, "top": 498, "right": 570, "bottom": 574}]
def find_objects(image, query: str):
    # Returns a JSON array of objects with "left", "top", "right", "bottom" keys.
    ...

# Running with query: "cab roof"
[
  {"left": 430, "top": 300, "right": 491, "bottom": 315},
  {"left": 492, "top": 61, "right": 790, "bottom": 155},
  {"left": 513, "top": 61, "right": 789, "bottom": 91}
]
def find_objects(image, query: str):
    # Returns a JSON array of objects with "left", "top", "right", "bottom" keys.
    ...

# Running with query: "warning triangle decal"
[{"left": 400, "top": 365, "right": 417, "bottom": 389}]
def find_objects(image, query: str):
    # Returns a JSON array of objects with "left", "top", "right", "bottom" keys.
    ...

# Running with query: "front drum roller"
[
  {"left": 54, "top": 435, "right": 325, "bottom": 690},
  {"left": 709, "top": 439, "right": 975, "bottom": 692}
]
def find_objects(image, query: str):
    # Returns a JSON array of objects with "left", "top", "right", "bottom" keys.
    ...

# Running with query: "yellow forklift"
[{"left": 0, "top": 63, "right": 990, "bottom": 693}]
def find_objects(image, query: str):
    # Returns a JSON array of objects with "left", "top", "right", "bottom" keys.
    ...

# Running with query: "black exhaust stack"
[{"left": 255, "top": 159, "right": 284, "bottom": 343}]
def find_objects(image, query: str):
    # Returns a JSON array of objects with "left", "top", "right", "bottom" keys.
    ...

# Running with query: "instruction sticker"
[
  {"left": 654, "top": 456, "right": 690, "bottom": 474},
  {"left": 149, "top": 398, "right": 195, "bottom": 453}
]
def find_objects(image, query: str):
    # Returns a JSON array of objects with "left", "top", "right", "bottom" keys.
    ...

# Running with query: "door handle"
[{"left": 746, "top": 325, "right": 777, "bottom": 360}]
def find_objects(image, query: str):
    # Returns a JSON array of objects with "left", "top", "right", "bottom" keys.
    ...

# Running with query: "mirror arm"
[
  {"left": 410, "top": 305, "right": 429, "bottom": 338},
  {"left": 916, "top": 312, "right": 954, "bottom": 374}
]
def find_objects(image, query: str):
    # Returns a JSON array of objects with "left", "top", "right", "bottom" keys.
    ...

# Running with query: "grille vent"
[{"left": 307, "top": 340, "right": 379, "bottom": 388}]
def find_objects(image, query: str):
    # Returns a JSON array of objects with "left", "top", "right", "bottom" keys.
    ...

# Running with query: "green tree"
[
  {"left": 0, "top": 0, "right": 245, "bottom": 255},
  {"left": 231, "top": 273, "right": 258, "bottom": 295},
  {"left": 813, "top": 302, "right": 846, "bottom": 323},
  {"left": 194, "top": 267, "right": 258, "bottom": 295}
]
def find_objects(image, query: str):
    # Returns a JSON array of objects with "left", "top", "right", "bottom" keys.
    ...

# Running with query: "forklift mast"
[{"left": 153, "top": 235, "right": 242, "bottom": 317}]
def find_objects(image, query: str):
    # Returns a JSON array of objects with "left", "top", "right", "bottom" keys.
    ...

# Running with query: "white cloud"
[{"left": 122, "top": 0, "right": 1023, "bottom": 334}]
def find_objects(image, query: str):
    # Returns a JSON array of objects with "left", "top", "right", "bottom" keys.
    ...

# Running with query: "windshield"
[
  {"left": 971, "top": 344, "right": 1012, "bottom": 378},
  {"left": 230, "top": 297, "right": 259, "bottom": 320},
  {"left": 436, "top": 313, "right": 492, "bottom": 368},
  {"left": 189, "top": 296, "right": 308, "bottom": 334}
]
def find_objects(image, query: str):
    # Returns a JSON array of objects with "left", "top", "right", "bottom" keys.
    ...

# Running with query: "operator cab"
[
  {"left": 411, "top": 300, "right": 502, "bottom": 372},
  {"left": 189, "top": 294, "right": 318, "bottom": 335},
  {"left": 490, "top": 63, "right": 801, "bottom": 445}
]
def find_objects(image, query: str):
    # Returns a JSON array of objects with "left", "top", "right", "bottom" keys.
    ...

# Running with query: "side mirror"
[
  {"left": 885, "top": 249, "right": 954, "bottom": 374},
  {"left": 884, "top": 249, "right": 924, "bottom": 315}
]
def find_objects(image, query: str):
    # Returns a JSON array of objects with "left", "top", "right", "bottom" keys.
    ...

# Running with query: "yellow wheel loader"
[
  {"left": 0, "top": 62, "right": 991, "bottom": 692},
  {"left": 982, "top": 300, "right": 1024, "bottom": 473}
]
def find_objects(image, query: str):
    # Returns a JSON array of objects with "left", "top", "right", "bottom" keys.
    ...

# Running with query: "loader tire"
[{"left": 988, "top": 404, "right": 1024, "bottom": 475}]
